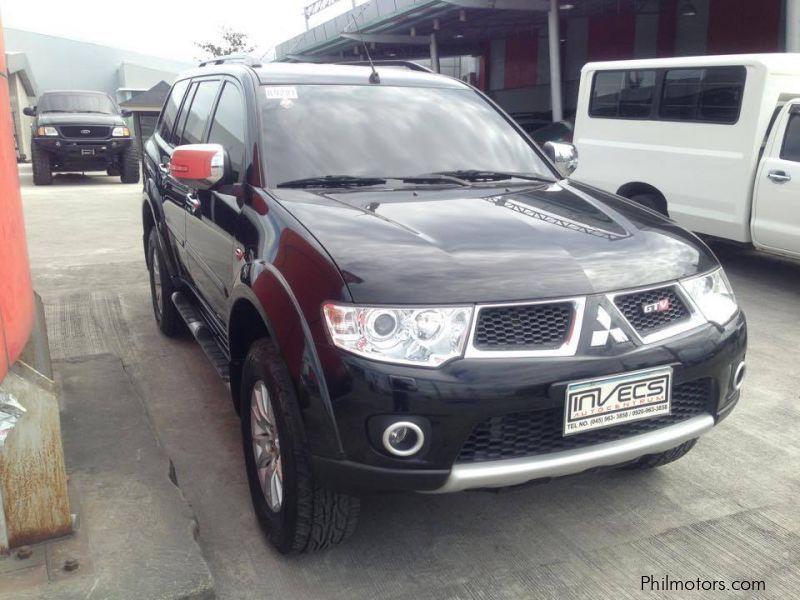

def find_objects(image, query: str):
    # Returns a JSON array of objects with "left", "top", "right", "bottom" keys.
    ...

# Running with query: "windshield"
[
  {"left": 38, "top": 92, "right": 117, "bottom": 114},
  {"left": 260, "top": 84, "right": 553, "bottom": 187}
]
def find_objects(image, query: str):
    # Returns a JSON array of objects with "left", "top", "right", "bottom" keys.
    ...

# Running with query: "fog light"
[
  {"left": 733, "top": 361, "right": 746, "bottom": 391},
  {"left": 382, "top": 421, "right": 424, "bottom": 457}
]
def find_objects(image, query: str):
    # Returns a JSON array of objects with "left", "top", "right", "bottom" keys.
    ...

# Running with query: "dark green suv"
[{"left": 24, "top": 90, "right": 139, "bottom": 185}]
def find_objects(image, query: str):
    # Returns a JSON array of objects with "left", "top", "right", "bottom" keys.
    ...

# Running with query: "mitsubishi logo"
[{"left": 590, "top": 306, "right": 629, "bottom": 347}]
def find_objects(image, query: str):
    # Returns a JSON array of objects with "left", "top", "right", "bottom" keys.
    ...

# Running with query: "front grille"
[
  {"left": 59, "top": 126, "right": 111, "bottom": 138},
  {"left": 474, "top": 302, "right": 573, "bottom": 350},
  {"left": 457, "top": 379, "right": 711, "bottom": 463},
  {"left": 614, "top": 286, "right": 690, "bottom": 335}
]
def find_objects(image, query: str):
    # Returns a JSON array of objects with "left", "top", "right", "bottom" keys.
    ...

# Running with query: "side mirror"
[
  {"left": 169, "top": 144, "right": 226, "bottom": 190},
  {"left": 543, "top": 141, "right": 578, "bottom": 178},
  {"left": 23, "top": 106, "right": 36, "bottom": 117},
  {"left": 120, "top": 109, "right": 132, "bottom": 118}
]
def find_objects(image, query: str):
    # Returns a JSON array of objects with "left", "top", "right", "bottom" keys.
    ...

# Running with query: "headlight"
[
  {"left": 322, "top": 303, "right": 473, "bottom": 367},
  {"left": 36, "top": 126, "right": 58, "bottom": 136},
  {"left": 111, "top": 126, "right": 130, "bottom": 137},
  {"left": 680, "top": 269, "right": 737, "bottom": 326}
]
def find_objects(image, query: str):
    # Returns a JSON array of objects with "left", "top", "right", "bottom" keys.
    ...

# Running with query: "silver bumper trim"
[{"left": 429, "top": 415, "right": 714, "bottom": 493}]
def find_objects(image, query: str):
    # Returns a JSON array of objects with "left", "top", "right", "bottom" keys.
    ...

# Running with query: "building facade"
[
  {"left": 3, "top": 28, "right": 190, "bottom": 159},
  {"left": 276, "top": 0, "right": 800, "bottom": 118}
]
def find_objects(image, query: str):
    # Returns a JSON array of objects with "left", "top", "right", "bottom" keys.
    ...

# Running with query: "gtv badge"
[{"left": 642, "top": 298, "right": 671, "bottom": 314}]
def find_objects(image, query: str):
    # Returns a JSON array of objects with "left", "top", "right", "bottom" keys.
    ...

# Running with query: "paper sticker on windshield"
[{"left": 264, "top": 86, "right": 298, "bottom": 100}]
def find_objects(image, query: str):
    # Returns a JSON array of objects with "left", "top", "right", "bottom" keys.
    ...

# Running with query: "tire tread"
[
  {"left": 120, "top": 145, "right": 140, "bottom": 184},
  {"left": 624, "top": 438, "right": 698, "bottom": 470},
  {"left": 31, "top": 144, "right": 52, "bottom": 185},
  {"left": 243, "top": 340, "right": 360, "bottom": 554}
]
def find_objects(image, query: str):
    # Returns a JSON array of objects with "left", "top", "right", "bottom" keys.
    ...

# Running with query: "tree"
[{"left": 195, "top": 27, "right": 255, "bottom": 58}]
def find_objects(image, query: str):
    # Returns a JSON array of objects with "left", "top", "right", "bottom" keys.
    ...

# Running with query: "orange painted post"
[{"left": 0, "top": 16, "right": 35, "bottom": 381}]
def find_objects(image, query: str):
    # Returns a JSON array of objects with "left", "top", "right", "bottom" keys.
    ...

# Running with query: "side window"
[
  {"left": 590, "top": 70, "right": 656, "bottom": 119},
  {"left": 780, "top": 113, "right": 800, "bottom": 162},
  {"left": 179, "top": 81, "right": 220, "bottom": 146},
  {"left": 207, "top": 82, "right": 246, "bottom": 182},
  {"left": 660, "top": 66, "right": 746, "bottom": 124},
  {"left": 157, "top": 79, "right": 190, "bottom": 143}
]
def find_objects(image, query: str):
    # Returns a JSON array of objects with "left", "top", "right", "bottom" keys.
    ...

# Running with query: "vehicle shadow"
[{"left": 50, "top": 173, "right": 126, "bottom": 186}]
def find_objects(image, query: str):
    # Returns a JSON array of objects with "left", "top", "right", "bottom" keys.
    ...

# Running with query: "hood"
[
  {"left": 37, "top": 113, "right": 125, "bottom": 127},
  {"left": 274, "top": 181, "right": 718, "bottom": 304}
]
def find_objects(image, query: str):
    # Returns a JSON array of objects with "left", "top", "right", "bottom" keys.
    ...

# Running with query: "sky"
[{"left": 0, "top": 0, "right": 369, "bottom": 62}]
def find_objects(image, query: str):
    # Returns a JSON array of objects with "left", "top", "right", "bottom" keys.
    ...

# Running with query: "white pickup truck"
[{"left": 545, "top": 54, "right": 800, "bottom": 260}]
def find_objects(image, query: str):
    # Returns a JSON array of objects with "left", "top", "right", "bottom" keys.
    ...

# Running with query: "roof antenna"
[{"left": 349, "top": 13, "right": 380, "bottom": 84}]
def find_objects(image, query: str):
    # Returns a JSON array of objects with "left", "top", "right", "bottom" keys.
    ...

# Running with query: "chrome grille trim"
[
  {"left": 606, "top": 282, "right": 706, "bottom": 344},
  {"left": 465, "top": 297, "right": 586, "bottom": 358}
]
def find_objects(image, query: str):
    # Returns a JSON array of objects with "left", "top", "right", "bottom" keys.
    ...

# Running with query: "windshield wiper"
[
  {"left": 434, "top": 170, "right": 552, "bottom": 183},
  {"left": 277, "top": 175, "right": 387, "bottom": 189},
  {"left": 395, "top": 173, "right": 471, "bottom": 186}
]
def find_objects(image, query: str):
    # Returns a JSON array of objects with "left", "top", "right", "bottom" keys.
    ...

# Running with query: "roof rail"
[
  {"left": 199, "top": 53, "right": 262, "bottom": 68},
  {"left": 336, "top": 60, "right": 434, "bottom": 74}
]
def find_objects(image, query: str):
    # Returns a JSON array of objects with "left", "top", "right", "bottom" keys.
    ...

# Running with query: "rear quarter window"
[
  {"left": 659, "top": 66, "right": 746, "bottom": 124},
  {"left": 157, "top": 79, "right": 190, "bottom": 145}
]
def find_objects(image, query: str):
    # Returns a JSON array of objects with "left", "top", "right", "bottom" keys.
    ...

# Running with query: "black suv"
[
  {"left": 142, "top": 59, "right": 747, "bottom": 554},
  {"left": 24, "top": 90, "right": 139, "bottom": 185}
]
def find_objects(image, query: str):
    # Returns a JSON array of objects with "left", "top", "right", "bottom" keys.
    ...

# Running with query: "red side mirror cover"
[{"left": 169, "top": 146, "right": 218, "bottom": 180}]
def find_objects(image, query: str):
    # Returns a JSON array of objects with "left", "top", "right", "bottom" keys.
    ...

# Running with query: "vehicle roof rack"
[
  {"left": 199, "top": 53, "right": 262, "bottom": 68},
  {"left": 335, "top": 60, "right": 433, "bottom": 74}
]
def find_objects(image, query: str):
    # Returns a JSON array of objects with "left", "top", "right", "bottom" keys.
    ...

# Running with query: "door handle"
[
  {"left": 186, "top": 192, "right": 201, "bottom": 215},
  {"left": 767, "top": 170, "right": 791, "bottom": 183}
]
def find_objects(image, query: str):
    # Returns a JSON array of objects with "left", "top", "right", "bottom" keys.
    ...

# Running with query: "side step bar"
[{"left": 171, "top": 291, "right": 230, "bottom": 382}]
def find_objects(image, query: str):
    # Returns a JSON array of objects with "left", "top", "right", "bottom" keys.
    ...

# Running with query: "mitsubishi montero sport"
[{"left": 141, "top": 58, "right": 747, "bottom": 554}]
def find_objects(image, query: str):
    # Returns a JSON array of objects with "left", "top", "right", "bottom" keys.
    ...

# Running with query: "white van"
[{"left": 568, "top": 54, "right": 800, "bottom": 259}]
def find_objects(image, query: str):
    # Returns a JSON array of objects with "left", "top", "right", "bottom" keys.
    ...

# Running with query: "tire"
[
  {"left": 31, "top": 143, "right": 53, "bottom": 186},
  {"left": 241, "top": 339, "right": 360, "bottom": 553},
  {"left": 147, "top": 227, "right": 183, "bottom": 336},
  {"left": 630, "top": 193, "right": 667, "bottom": 216},
  {"left": 120, "top": 145, "right": 140, "bottom": 184},
  {"left": 622, "top": 438, "right": 698, "bottom": 470}
]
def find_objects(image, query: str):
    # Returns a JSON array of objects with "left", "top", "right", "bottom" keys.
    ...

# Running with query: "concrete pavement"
[{"left": 17, "top": 163, "right": 800, "bottom": 599}]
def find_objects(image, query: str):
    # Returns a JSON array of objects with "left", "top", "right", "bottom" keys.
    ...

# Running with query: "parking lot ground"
[
  {"left": 17, "top": 163, "right": 800, "bottom": 599},
  {"left": 0, "top": 354, "right": 214, "bottom": 600}
]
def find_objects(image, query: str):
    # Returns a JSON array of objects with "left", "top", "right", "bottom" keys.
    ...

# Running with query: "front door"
[
  {"left": 184, "top": 80, "right": 248, "bottom": 320},
  {"left": 752, "top": 102, "right": 800, "bottom": 257}
]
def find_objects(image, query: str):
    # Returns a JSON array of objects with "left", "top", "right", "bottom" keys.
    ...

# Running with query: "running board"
[{"left": 171, "top": 291, "right": 230, "bottom": 382}]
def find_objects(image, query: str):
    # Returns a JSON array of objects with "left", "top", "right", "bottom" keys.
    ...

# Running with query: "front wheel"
[
  {"left": 120, "top": 144, "right": 140, "bottom": 184},
  {"left": 31, "top": 143, "right": 53, "bottom": 185},
  {"left": 241, "top": 339, "right": 360, "bottom": 553}
]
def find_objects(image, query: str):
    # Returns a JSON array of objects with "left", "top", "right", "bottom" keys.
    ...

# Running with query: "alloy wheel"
[{"left": 250, "top": 380, "right": 283, "bottom": 512}]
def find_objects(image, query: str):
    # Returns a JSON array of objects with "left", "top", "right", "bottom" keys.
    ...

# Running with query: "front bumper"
[
  {"left": 432, "top": 414, "right": 713, "bottom": 492},
  {"left": 33, "top": 136, "right": 131, "bottom": 164},
  {"left": 311, "top": 310, "right": 746, "bottom": 494}
]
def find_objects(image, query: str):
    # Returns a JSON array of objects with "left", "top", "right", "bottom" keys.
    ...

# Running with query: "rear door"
[
  {"left": 752, "top": 102, "right": 800, "bottom": 257},
  {"left": 184, "top": 80, "right": 248, "bottom": 320}
]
